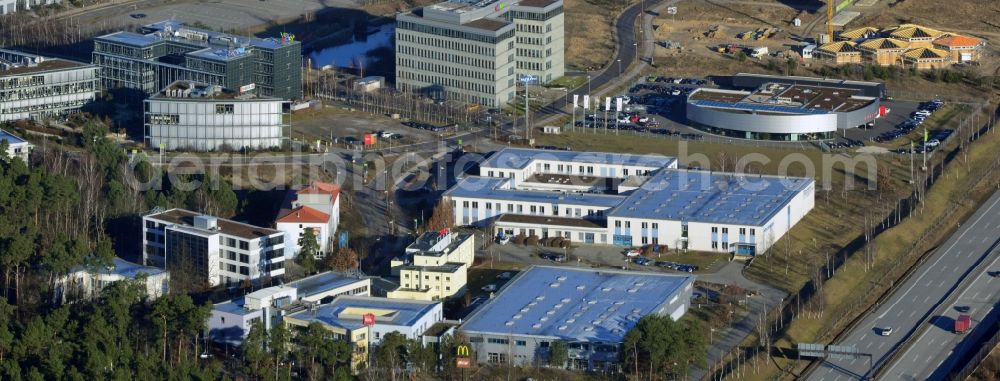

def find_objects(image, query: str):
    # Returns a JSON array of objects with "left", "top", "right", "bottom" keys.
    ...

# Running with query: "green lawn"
[{"left": 545, "top": 75, "right": 588, "bottom": 90}]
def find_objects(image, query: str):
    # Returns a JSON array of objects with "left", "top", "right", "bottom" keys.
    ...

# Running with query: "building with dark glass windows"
[{"left": 93, "top": 20, "right": 301, "bottom": 100}]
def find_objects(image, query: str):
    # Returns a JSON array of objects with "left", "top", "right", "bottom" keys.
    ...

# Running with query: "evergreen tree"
[{"left": 297, "top": 228, "right": 320, "bottom": 274}]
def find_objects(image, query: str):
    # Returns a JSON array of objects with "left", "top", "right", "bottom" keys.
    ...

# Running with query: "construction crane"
[{"left": 827, "top": 0, "right": 834, "bottom": 41}]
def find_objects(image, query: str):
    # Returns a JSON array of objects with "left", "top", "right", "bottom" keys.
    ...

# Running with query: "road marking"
[
  {"left": 879, "top": 342, "right": 886, "bottom": 349},
  {"left": 929, "top": 338, "right": 935, "bottom": 346},
  {"left": 973, "top": 292, "right": 980, "bottom": 299},
  {"left": 865, "top": 342, "right": 873, "bottom": 349},
  {"left": 984, "top": 236, "right": 991, "bottom": 243},
  {"left": 875, "top": 193, "right": 1000, "bottom": 320},
  {"left": 924, "top": 295, "right": 931, "bottom": 303},
  {"left": 910, "top": 310, "right": 916, "bottom": 317}
]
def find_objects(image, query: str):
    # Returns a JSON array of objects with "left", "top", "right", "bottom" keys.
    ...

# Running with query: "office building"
[
  {"left": 395, "top": 0, "right": 564, "bottom": 107},
  {"left": 0, "top": 129, "right": 32, "bottom": 162},
  {"left": 143, "top": 80, "right": 290, "bottom": 151},
  {"left": 57, "top": 257, "right": 170, "bottom": 302},
  {"left": 387, "top": 230, "right": 474, "bottom": 301},
  {"left": 444, "top": 148, "right": 814, "bottom": 256},
  {"left": 208, "top": 271, "right": 371, "bottom": 345},
  {"left": 93, "top": 20, "right": 301, "bottom": 100},
  {"left": 0, "top": 0, "right": 60, "bottom": 14},
  {"left": 275, "top": 181, "right": 341, "bottom": 258},
  {"left": 283, "top": 296, "right": 444, "bottom": 373},
  {"left": 0, "top": 0, "right": 15, "bottom": 14},
  {"left": 459, "top": 266, "right": 693, "bottom": 370},
  {"left": 142, "top": 208, "right": 286, "bottom": 287},
  {"left": 1, "top": 49, "right": 99, "bottom": 122}
]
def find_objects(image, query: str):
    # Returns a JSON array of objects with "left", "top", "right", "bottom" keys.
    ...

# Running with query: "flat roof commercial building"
[
  {"left": 208, "top": 271, "right": 371, "bottom": 345},
  {"left": 142, "top": 207, "right": 286, "bottom": 287},
  {"left": 143, "top": 80, "right": 290, "bottom": 151},
  {"left": 57, "top": 257, "right": 170, "bottom": 302},
  {"left": 1, "top": 49, "right": 99, "bottom": 122},
  {"left": 93, "top": 20, "right": 301, "bottom": 100},
  {"left": 395, "top": 0, "right": 564, "bottom": 107},
  {"left": 445, "top": 148, "right": 814, "bottom": 256},
  {"left": 0, "top": 129, "right": 32, "bottom": 162},
  {"left": 687, "top": 76, "right": 881, "bottom": 141},
  {"left": 283, "top": 296, "right": 444, "bottom": 373},
  {"left": 459, "top": 266, "right": 694, "bottom": 370}
]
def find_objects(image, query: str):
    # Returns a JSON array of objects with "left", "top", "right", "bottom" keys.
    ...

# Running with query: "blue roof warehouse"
[{"left": 459, "top": 266, "right": 694, "bottom": 371}]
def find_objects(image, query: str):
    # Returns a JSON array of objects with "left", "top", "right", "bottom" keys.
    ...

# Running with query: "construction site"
[{"left": 645, "top": 0, "right": 997, "bottom": 99}]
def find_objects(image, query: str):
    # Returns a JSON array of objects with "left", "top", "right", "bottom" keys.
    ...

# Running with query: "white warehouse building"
[{"left": 444, "top": 148, "right": 814, "bottom": 255}]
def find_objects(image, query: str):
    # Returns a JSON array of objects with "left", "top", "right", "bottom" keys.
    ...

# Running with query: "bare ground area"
[{"left": 564, "top": 0, "right": 631, "bottom": 71}]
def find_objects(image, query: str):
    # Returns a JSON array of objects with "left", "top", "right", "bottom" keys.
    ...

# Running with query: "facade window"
[
  {"left": 515, "top": 340, "right": 527, "bottom": 346},
  {"left": 239, "top": 241, "right": 249, "bottom": 250},
  {"left": 711, "top": 227, "right": 718, "bottom": 233},
  {"left": 215, "top": 104, "right": 234, "bottom": 114}
]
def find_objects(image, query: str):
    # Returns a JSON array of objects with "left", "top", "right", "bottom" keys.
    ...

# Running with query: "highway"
[
  {"left": 806, "top": 189, "right": 1000, "bottom": 381},
  {"left": 880, "top": 224, "right": 1000, "bottom": 380}
]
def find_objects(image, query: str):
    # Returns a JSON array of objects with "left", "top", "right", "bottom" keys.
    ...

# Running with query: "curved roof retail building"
[{"left": 685, "top": 82, "right": 880, "bottom": 141}]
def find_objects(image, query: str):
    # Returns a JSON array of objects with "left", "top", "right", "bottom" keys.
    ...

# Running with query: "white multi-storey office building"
[
  {"left": 142, "top": 208, "right": 286, "bottom": 286},
  {"left": 144, "top": 80, "right": 290, "bottom": 151},
  {"left": 0, "top": 49, "right": 98, "bottom": 122},
  {"left": 395, "top": 0, "right": 564, "bottom": 107},
  {"left": 444, "top": 148, "right": 815, "bottom": 256}
]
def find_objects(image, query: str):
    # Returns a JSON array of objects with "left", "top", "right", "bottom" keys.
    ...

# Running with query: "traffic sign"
[{"left": 666, "top": 6, "right": 678, "bottom": 14}]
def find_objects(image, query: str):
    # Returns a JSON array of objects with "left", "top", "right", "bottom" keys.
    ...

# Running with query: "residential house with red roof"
[{"left": 276, "top": 181, "right": 341, "bottom": 258}]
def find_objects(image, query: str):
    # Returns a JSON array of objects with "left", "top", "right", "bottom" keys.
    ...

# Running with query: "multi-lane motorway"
[
  {"left": 806, "top": 189, "right": 1000, "bottom": 381},
  {"left": 881, "top": 223, "right": 1000, "bottom": 380}
]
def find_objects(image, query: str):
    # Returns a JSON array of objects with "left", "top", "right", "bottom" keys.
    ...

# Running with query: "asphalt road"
[
  {"left": 880, "top": 220, "right": 1000, "bottom": 380},
  {"left": 805, "top": 189, "right": 1000, "bottom": 381}
]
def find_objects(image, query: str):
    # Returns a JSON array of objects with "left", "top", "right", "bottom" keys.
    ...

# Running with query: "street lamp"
[
  {"left": 617, "top": 59, "right": 622, "bottom": 76},
  {"left": 587, "top": 75, "right": 592, "bottom": 95},
  {"left": 561, "top": 88, "right": 569, "bottom": 108},
  {"left": 633, "top": 42, "right": 638, "bottom": 63}
]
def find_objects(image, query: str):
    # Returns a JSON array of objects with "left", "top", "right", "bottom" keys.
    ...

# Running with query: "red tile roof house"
[{"left": 275, "top": 181, "right": 342, "bottom": 259}]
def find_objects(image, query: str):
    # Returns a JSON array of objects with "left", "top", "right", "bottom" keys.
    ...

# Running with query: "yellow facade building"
[
  {"left": 388, "top": 231, "right": 475, "bottom": 301},
  {"left": 816, "top": 41, "right": 863, "bottom": 64}
]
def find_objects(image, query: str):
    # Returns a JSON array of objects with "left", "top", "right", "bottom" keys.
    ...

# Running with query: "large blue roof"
[
  {"left": 444, "top": 176, "right": 626, "bottom": 207},
  {"left": 460, "top": 266, "right": 692, "bottom": 342},
  {"left": 0, "top": 129, "right": 26, "bottom": 145},
  {"left": 284, "top": 296, "right": 439, "bottom": 330},
  {"left": 608, "top": 169, "right": 813, "bottom": 225},
  {"left": 480, "top": 148, "right": 676, "bottom": 170}
]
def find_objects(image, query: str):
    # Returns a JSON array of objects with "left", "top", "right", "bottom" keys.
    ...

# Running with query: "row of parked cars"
[
  {"left": 630, "top": 257, "right": 699, "bottom": 272},
  {"left": 874, "top": 99, "right": 946, "bottom": 144},
  {"left": 644, "top": 76, "right": 709, "bottom": 86},
  {"left": 401, "top": 121, "right": 447, "bottom": 132},
  {"left": 629, "top": 83, "right": 697, "bottom": 97}
]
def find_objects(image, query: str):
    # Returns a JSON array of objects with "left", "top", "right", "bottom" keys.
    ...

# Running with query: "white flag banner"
[
  {"left": 616, "top": 97, "right": 623, "bottom": 112},
  {"left": 583, "top": 95, "right": 590, "bottom": 109},
  {"left": 573, "top": 94, "right": 579, "bottom": 108},
  {"left": 605, "top": 97, "right": 611, "bottom": 111}
]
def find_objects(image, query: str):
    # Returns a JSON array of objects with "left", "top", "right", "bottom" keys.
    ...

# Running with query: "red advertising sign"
[
  {"left": 455, "top": 357, "right": 471, "bottom": 369},
  {"left": 363, "top": 133, "right": 376, "bottom": 146},
  {"left": 363, "top": 313, "right": 376, "bottom": 327}
]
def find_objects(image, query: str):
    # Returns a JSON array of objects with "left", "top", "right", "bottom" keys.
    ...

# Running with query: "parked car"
[
  {"left": 955, "top": 305, "right": 971, "bottom": 313},
  {"left": 481, "top": 284, "right": 497, "bottom": 292},
  {"left": 633, "top": 257, "right": 652, "bottom": 266},
  {"left": 497, "top": 272, "right": 513, "bottom": 280},
  {"left": 624, "top": 249, "right": 641, "bottom": 257}
]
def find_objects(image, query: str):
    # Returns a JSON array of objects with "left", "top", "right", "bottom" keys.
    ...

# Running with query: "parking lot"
[{"left": 293, "top": 106, "right": 442, "bottom": 149}]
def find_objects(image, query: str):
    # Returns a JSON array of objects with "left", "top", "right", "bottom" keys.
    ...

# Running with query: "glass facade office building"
[
  {"left": 0, "top": 49, "right": 99, "bottom": 122},
  {"left": 144, "top": 81, "right": 290, "bottom": 151},
  {"left": 93, "top": 20, "right": 302, "bottom": 100}
]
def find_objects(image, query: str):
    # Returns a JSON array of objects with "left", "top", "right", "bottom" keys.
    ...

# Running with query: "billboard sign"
[
  {"left": 363, "top": 133, "right": 377, "bottom": 146},
  {"left": 239, "top": 83, "right": 256, "bottom": 93},
  {"left": 456, "top": 345, "right": 471, "bottom": 368},
  {"left": 363, "top": 313, "right": 376, "bottom": 327}
]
